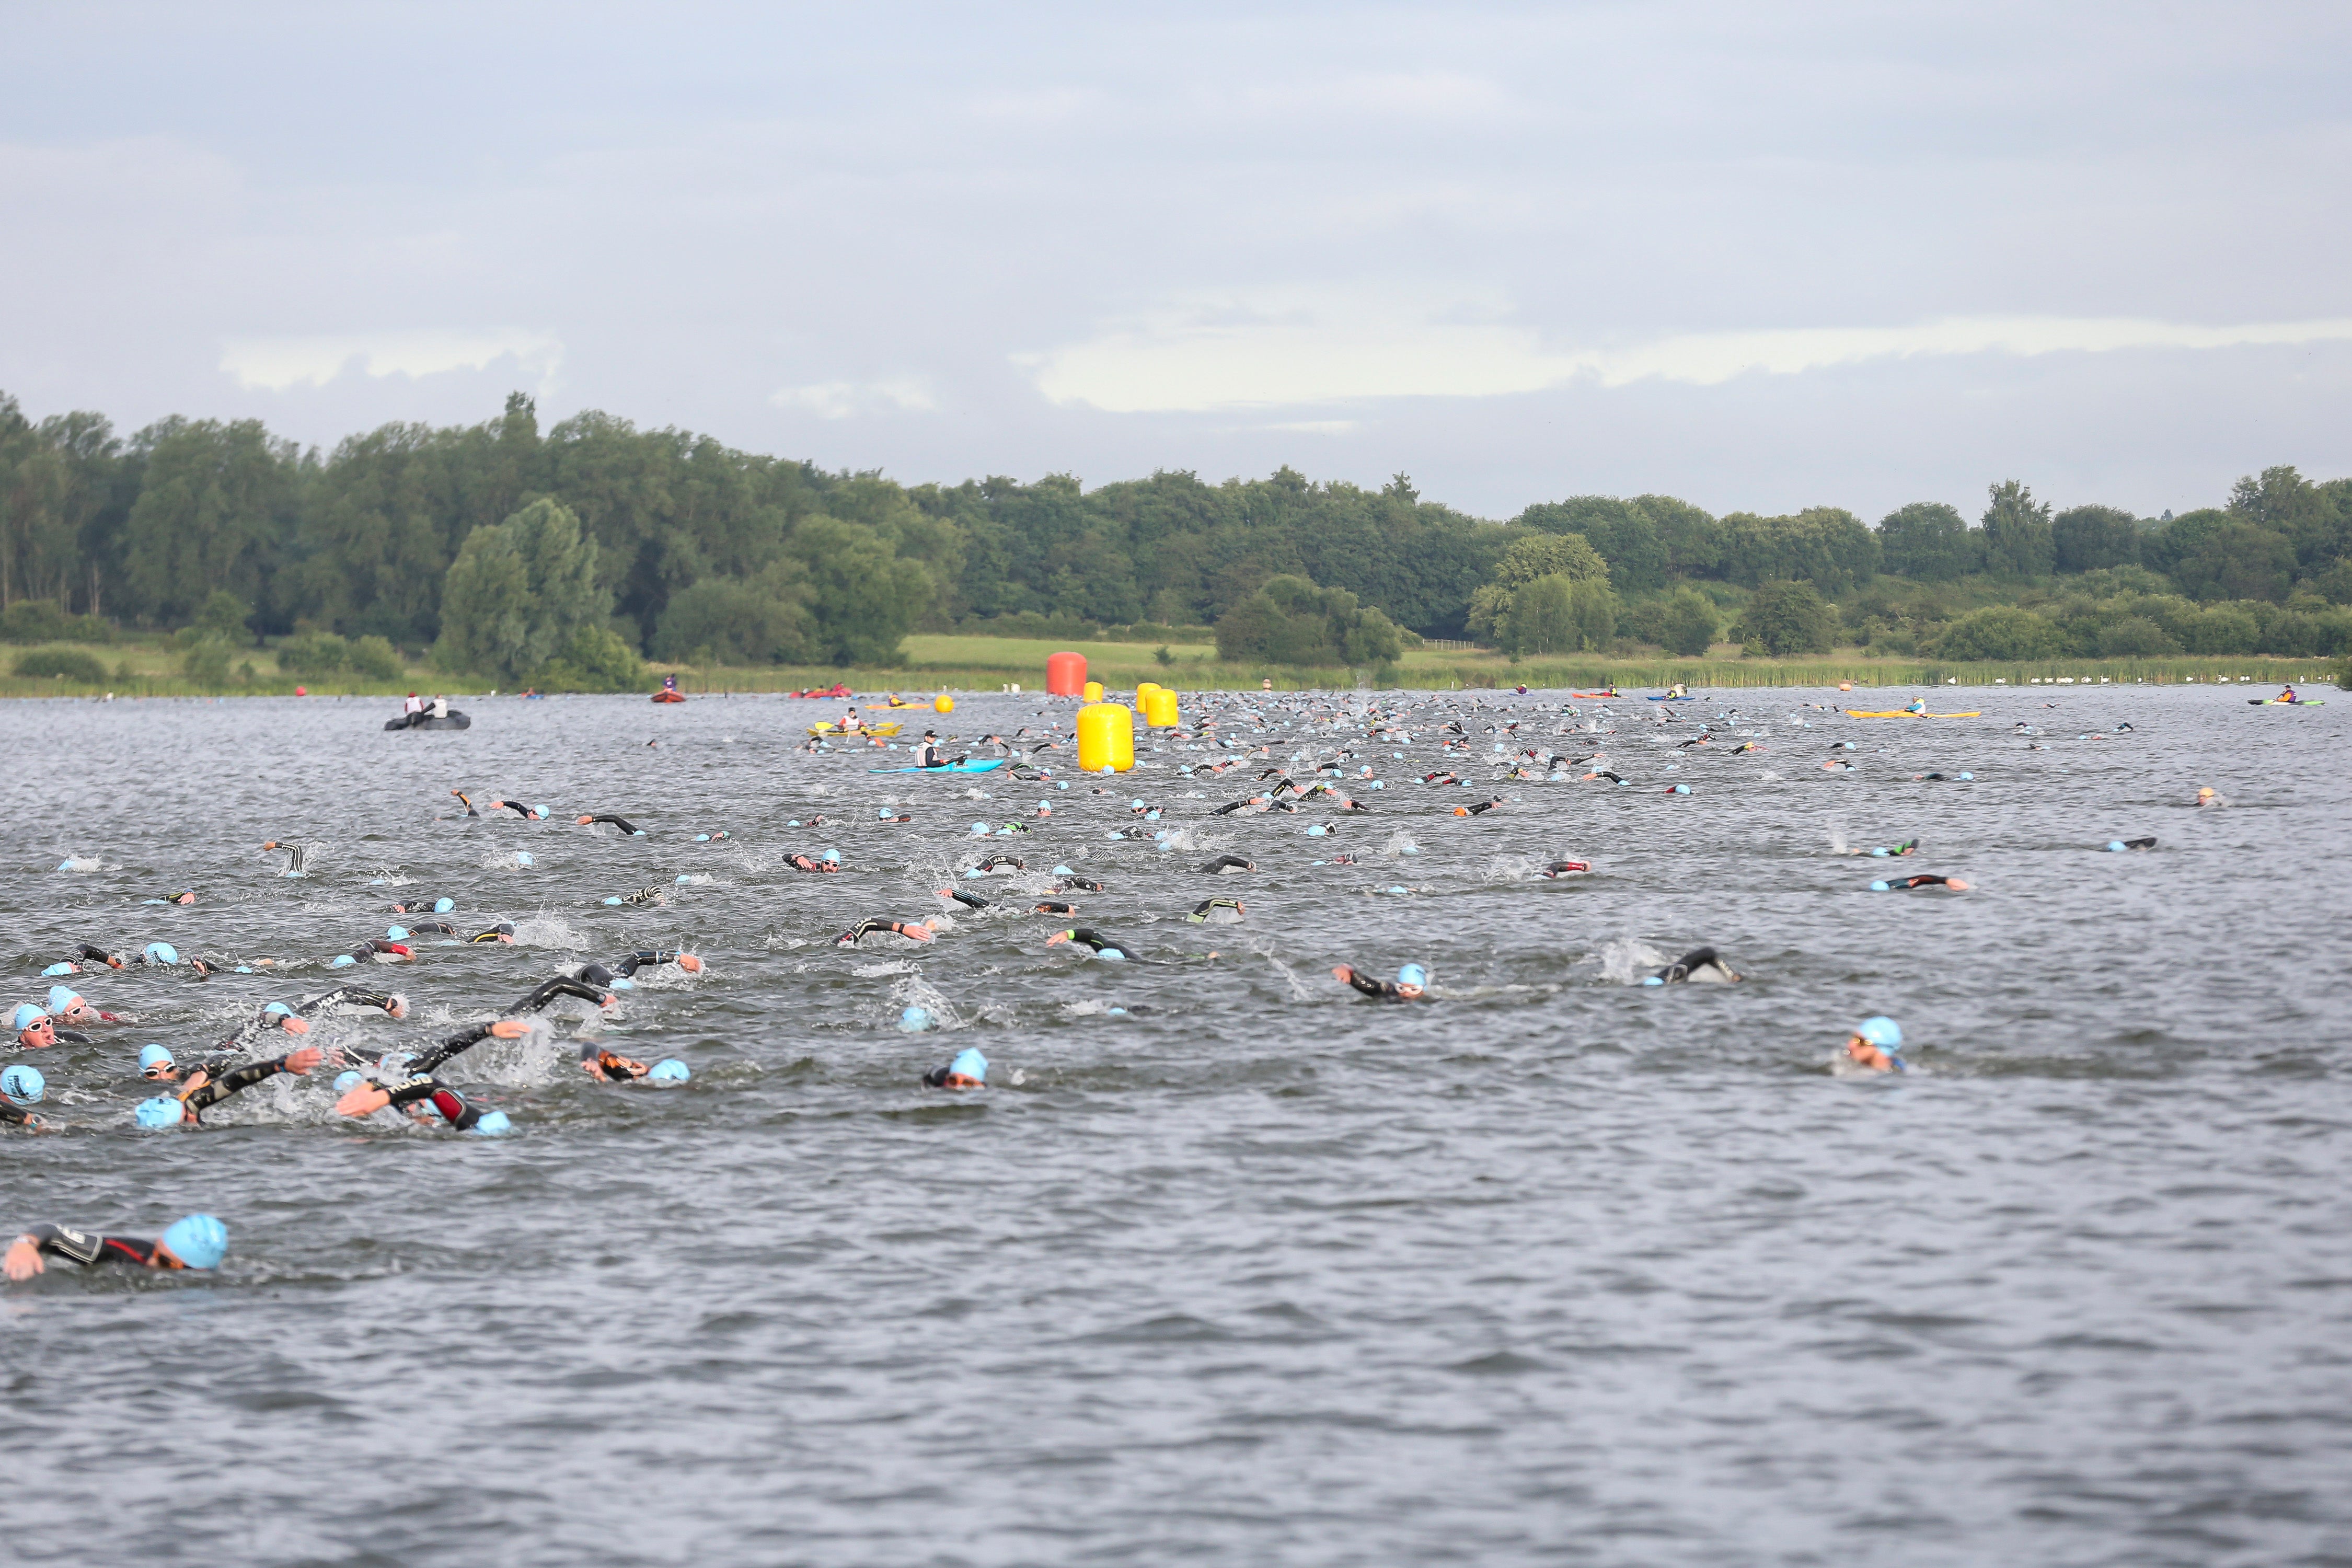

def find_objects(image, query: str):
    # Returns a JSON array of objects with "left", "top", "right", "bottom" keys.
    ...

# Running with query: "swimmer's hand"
[
  {"left": 282, "top": 1046, "right": 324, "bottom": 1075},
  {"left": 490, "top": 1020, "right": 532, "bottom": 1039},
  {"left": 336, "top": 1082, "right": 394, "bottom": 1117},
  {"left": 677, "top": 954, "right": 704, "bottom": 973},
  {"left": 279, "top": 1015, "right": 312, "bottom": 1035},
  {"left": 5, "top": 1237, "right": 44, "bottom": 1281},
  {"left": 1330, "top": 965, "right": 1355, "bottom": 984}
]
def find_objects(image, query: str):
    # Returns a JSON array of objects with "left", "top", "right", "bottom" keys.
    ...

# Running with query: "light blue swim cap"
[
  {"left": 879, "top": 808, "right": 894, "bottom": 818},
  {"left": 787, "top": 818, "right": 802, "bottom": 827},
  {"left": 160, "top": 1214, "right": 227, "bottom": 1269},
  {"left": 1056, "top": 780, "right": 1069, "bottom": 790},
  {"left": 822, "top": 849, "right": 840, "bottom": 864},
  {"left": 144, "top": 942, "right": 180, "bottom": 964},
  {"left": 469, "top": 1110, "right": 513, "bottom": 1136},
  {"left": 899, "top": 1006, "right": 931, "bottom": 1032},
  {"left": 386, "top": 926, "right": 409, "bottom": 941},
  {"left": 138, "top": 1044, "right": 174, "bottom": 1072},
  {"left": 41, "top": 962, "right": 75, "bottom": 976},
  {"left": 15, "top": 1004, "right": 49, "bottom": 1031},
  {"left": 333, "top": 1070, "right": 364, "bottom": 1093},
  {"left": 1052, "top": 866, "right": 1073, "bottom": 876},
  {"left": 46, "top": 985, "right": 82, "bottom": 1013},
  {"left": 1641, "top": 976, "right": 1664, "bottom": 986},
  {"left": 1671, "top": 784, "right": 1691, "bottom": 795},
  {"left": 602, "top": 895, "right": 624, "bottom": 905},
  {"left": 377, "top": 1051, "right": 412, "bottom": 1075},
  {"left": 433, "top": 897, "right": 454, "bottom": 913},
  {"left": 1870, "top": 880, "right": 1890, "bottom": 892},
  {"left": 1388, "top": 885, "right": 1408, "bottom": 895},
  {"left": 649, "top": 1058, "right": 689, "bottom": 1082},
  {"left": 1857, "top": 1016, "right": 1903, "bottom": 1049},
  {"left": 2106, "top": 841, "right": 2126, "bottom": 852},
  {"left": 1096, "top": 948, "right": 1127, "bottom": 962},
  {"left": 1, "top": 1064, "right": 43, "bottom": 1105},
  {"left": 610, "top": 976, "right": 635, "bottom": 990},
  {"left": 1397, "top": 963, "right": 1428, "bottom": 988},
  {"left": 534, "top": 805, "right": 551, "bottom": 820},
  {"left": 1369, "top": 780, "right": 1383, "bottom": 790},
  {"left": 1870, "top": 847, "right": 1889, "bottom": 857},
  {"left": 1306, "top": 824, "right": 1328, "bottom": 836},
  {"left": 135, "top": 1096, "right": 185, "bottom": 1128},
  {"left": 698, "top": 832, "right": 713, "bottom": 840},
  {"left": 970, "top": 821, "right": 989, "bottom": 835},
  {"left": 1957, "top": 773, "right": 1974, "bottom": 781},
  {"left": 949, "top": 1047, "right": 988, "bottom": 1082},
  {"left": 514, "top": 851, "right": 535, "bottom": 867},
  {"left": 330, "top": 954, "right": 358, "bottom": 967},
  {"left": 963, "top": 868, "right": 985, "bottom": 878}
]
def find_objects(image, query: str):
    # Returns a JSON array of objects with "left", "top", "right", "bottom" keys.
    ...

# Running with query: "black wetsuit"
[
  {"left": 16, "top": 1223, "right": 165, "bottom": 1267},
  {"left": 1057, "top": 875, "right": 1106, "bottom": 893},
  {"left": 486, "top": 799, "right": 535, "bottom": 818},
  {"left": 577, "top": 951, "right": 691, "bottom": 988},
  {"left": 519, "top": 975, "right": 620, "bottom": 1012},
  {"left": 470, "top": 923, "right": 516, "bottom": 943},
  {"left": 1886, "top": 874, "right": 1958, "bottom": 889},
  {"left": 1653, "top": 947, "right": 1733, "bottom": 983},
  {"left": 977, "top": 854, "right": 1024, "bottom": 872},
  {"left": 1341, "top": 969, "right": 1415, "bottom": 1001},
  {"left": 945, "top": 888, "right": 993, "bottom": 910},
  {"left": 379, "top": 1075, "right": 492, "bottom": 1129},
  {"left": 387, "top": 897, "right": 453, "bottom": 915},
  {"left": 2119, "top": 836, "right": 2157, "bottom": 850},
  {"left": 1187, "top": 897, "right": 1243, "bottom": 923},
  {"left": 1199, "top": 855, "right": 1254, "bottom": 874},
  {"left": 178, "top": 1051, "right": 308, "bottom": 1124},
  {"left": 582, "top": 814, "right": 643, "bottom": 836},
  {"left": 837, "top": 919, "right": 924, "bottom": 946},
  {"left": 785, "top": 856, "right": 835, "bottom": 874},
  {"left": 1465, "top": 798, "right": 1502, "bottom": 815},
  {"left": 3, "top": 1101, "right": 39, "bottom": 1128},
  {"left": 336, "top": 937, "right": 410, "bottom": 965},
  {"left": 1058, "top": 928, "right": 1128, "bottom": 956},
  {"left": 610, "top": 886, "right": 667, "bottom": 904}
]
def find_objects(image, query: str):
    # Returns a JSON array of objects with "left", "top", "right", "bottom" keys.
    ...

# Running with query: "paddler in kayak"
[
  {"left": 913, "top": 731, "right": 963, "bottom": 769},
  {"left": 1903, "top": 698, "right": 1928, "bottom": 714}
]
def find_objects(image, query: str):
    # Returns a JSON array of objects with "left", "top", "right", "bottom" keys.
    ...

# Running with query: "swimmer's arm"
[
  {"left": 181, "top": 1046, "right": 323, "bottom": 1111},
  {"left": 7, "top": 1224, "right": 154, "bottom": 1277},
  {"left": 1331, "top": 965, "right": 1386, "bottom": 997}
]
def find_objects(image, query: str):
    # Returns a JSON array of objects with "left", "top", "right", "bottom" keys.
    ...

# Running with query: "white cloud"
[
  {"left": 219, "top": 329, "right": 562, "bottom": 391},
  {"left": 770, "top": 378, "right": 938, "bottom": 419},
  {"left": 1027, "top": 293, "right": 2352, "bottom": 412}
]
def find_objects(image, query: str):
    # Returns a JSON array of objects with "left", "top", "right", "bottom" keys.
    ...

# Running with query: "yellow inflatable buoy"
[
  {"left": 1076, "top": 702, "right": 1135, "bottom": 772},
  {"left": 933, "top": 693, "right": 954, "bottom": 714},
  {"left": 1082, "top": 680, "right": 1104, "bottom": 704},
  {"left": 1143, "top": 687, "right": 1179, "bottom": 728}
]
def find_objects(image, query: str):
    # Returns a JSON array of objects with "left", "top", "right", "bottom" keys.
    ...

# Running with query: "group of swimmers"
[{"left": 19, "top": 679, "right": 2153, "bottom": 1275}]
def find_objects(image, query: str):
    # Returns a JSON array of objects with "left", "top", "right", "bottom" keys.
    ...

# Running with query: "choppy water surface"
[{"left": 4, "top": 685, "right": 2348, "bottom": 1567}]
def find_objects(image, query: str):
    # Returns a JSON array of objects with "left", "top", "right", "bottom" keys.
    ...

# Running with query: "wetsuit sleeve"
[
  {"left": 409, "top": 1023, "right": 497, "bottom": 1077},
  {"left": 1343, "top": 969, "right": 1388, "bottom": 998},
  {"left": 514, "top": 976, "right": 610, "bottom": 1013},
  {"left": 949, "top": 890, "right": 990, "bottom": 909},
  {"left": 25, "top": 1224, "right": 157, "bottom": 1266},
  {"left": 54, "top": 1028, "right": 94, "bottom": 1044},
  {"left": 181, "top": 1053, "right": 297, "bottom": 1112},
  {"left": 597, "top": 815, "right": 642, "bottom": 835},
  {"left": 298, "top": 986, "right": 394, "bottom": 1017},
  {"left": 3, "top": 1101, "right": 37, "bottom": 1127}
]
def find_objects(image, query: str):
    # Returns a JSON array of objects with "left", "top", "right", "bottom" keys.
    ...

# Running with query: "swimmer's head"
[
  {"left": 45, "top": 985, "right": 83, "bottom": 1015},
  {"left": 1855, "top": 1016, "right": 1901, "bottom": 1050},
  {"left": 158, "top": 1214, "right": 227, "bottom": 1269},
  {"left": 950, "top": 1047, "right": 988, "bottom": 1083},
  {"left": 822, "top": 849, "right": 840, "bottom": 864},
  {"left": 1396, "top": 962, "right": 1428, "bottom": 999},
  {"left": 386, "top": 925, "right": 409, "bottom": 941},
  {"left": 649, "top": 1058, "right": 689, "bottom": 1083},
  {"left": 134, "top": 1096, "right": 186, "bottom": 1129},
  {"left": 433, "top": 897, "right": 455, "bottom": 913},
  {"left": 469, "top": 1110, "right": 513, "bottom": 1136},
  {"left": 14, "top": 1002, "right": 50, "bottom": 1034},
  {"left": 333, "top": 1070, "right": 365, "bottom": 1094},
  {"left": 138, "top": 1044, "right": 175, "bottom": 1078},
  {"left": 898, "top": 1006, "right": 932, "bottom": 1032},
  {"left": 142, "top": 942, "right": 179, "bottom": 965},
  {"left": 1, "top": 1064, "right": 43, "bottom": 1107}
]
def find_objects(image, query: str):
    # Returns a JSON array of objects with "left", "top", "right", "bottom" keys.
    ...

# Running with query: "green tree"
[
  {"left": 1658, "top": 588, "right": 1718, "bottom": 656},
  {"left": 1980, "top": 480, "right": 2054, "bottom": 577},
  {"left": 1741, "top": 579, "right": 1834, "bottom": 656},
  {"left": 788, "top": 516, "right": 931, "bottom": 664},
  {"left": 1877, "top": 502, "right": 1979, "bottom": 581},
  {"left": 2149, "top": 510, "right": 2295, "bottom": 602},
  {"left": 1933, "top": 605, "right": 2063, "bottom": 660},
  {"left": 2092, "top": 616, "right": 2178, "bottom": 656},
  {"left": 1215, "top": 574, "right": 1402, "bottom": 667},
  {"left": 2051, "top": 505, "right": 2140, "bottom": 573},
  {"left": 536, "top": 626, "right": 648, "bottom": 691},
  {"left": 651, "top": 560, "right": 813, "bottom": 664},
  {"left": 433, "top": 499, "right": 609, "bottom": 682},
  {"left": 120, "top": 418, "right": 298, "bottom": 626},
  {"left": 190, "top": 589, "right": 254, "bottom": 644},
  {"left": 1516, "top": 497, "right": 1666, "bottom": 590}
]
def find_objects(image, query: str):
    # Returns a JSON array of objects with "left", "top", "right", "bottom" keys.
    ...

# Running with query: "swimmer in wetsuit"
[
  {"left": 923, "top": 1047, "right": 989, "bottom": 1090},
  {"left": 39, "top": 985, "right": 130, "bottom": 1027},
  {"left": 1842, "top": 1016, "right": 1906, "bottom": 1073},
  {"left": 1332, "top": 962, "right": 1428, "bottom": 1000},
  {"left": 1454, "top": 798, "right": 1504, "bottom": 816},
  {"left": 1649, "top": 947, "right": 1740, "bottom": 983},
  {"left": 836, "top": 918, "right": 937, "bottom": 946},
  {"left": 1873, "top": 873, "right": 1970, "bottom": 891},
  {"left": 1046, "top": 928, "right": 1131, "bottom": 960},
  {"left": 575, "top": 813, "right": 645, "bottom": 836},
  {"left": 330, "top": 937, "right": 414, "bottom": 967},
  {"left": 577, "top": 950, "right": 703, "bottom": 989},
  {"left": 1187, "top": 897, "right": 1246, "bottom": 923},
  {"left": 1198, "top": 855, "right": 1255, "bottom": 875},
  {"left": 1540, "top": 860, "right": 1591, "bottom": 877},
  {"left": 5, "top": 1214, "right": 229, "bottom": 1280},
  {"left": 149, "top": 1046, "right": 327, "bottom": 1127},
  {"left": 785, "top": 852, "right": 841, "bottom": 874},
  {"left": 259, "top": 839, "right": 310, "bottom": 874},
  {"left": 483, "top": 798, "right": 547, "bottom": 819}
]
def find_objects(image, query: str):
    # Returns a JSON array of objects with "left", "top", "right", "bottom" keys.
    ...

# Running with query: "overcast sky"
[{"left": 3, "top": 1, "right": 2346, "bottom": 521}]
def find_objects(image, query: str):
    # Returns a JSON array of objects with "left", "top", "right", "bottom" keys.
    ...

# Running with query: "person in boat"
[
  {"left": 430, "top": 695, "right": 450, "bottom": 719},
  {"left": 402, "top": 692, "right": 423, "bottom": 718},
  {"left": 1903, "top": 698, "right": 1928, "bottom": 714},
  {"left": 6, "top": 1214, "right": 229, "bottom": 1280},
  {"left": 837, "top": 707, "right": 864, "bottom": 734},
  {"left": 1665, "top": 683, "right": 1688, "bottom": 699},
  {"left": 662, "top": 674, "right": 679, "bottom": 695},
  {"left": 913, "top": 731, "right": 962, "bottom": 769}
]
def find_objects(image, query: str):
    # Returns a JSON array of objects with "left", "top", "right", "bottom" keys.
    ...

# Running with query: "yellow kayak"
[
  {"left": 864, "top": 697, "right": 920, "bottom": 709},
  {"left": 808, "top": 721, "right": 901, "bottom": 736},
  {"left": 1845, "top": 709, "right": 1982, "bottom": 718}
]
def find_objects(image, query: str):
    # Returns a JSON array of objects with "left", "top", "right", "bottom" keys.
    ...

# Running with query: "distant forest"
[{"left": 4, "top": 389, "right": 2348, "bottom": 674}]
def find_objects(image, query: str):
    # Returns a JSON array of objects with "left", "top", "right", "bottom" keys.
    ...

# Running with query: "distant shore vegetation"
[{"left": 4, "top": 389, "right": 2348, "bottom": 693}]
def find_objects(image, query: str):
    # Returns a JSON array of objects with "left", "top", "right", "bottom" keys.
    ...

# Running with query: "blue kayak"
[{"left": 867, "top": 759, "right": 1006, "bottom": 774}]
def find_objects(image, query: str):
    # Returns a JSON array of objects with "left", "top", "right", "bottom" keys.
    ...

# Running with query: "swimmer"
[
  {"left": 1198, "top": 855, "right": 1256, "bottom": 875},
  {"left": 1331, "top": 961, "right": 1428, "bottom": 1001},
  {"left": 468, "top": 922, "right": 517, "bottom": 944},
  {"left": 55, "top": 942, "right": 127, "bottom": 972},
  {"left": 1842, "top": 1016, "right": 1906, "bottom": 1073},
  {"left": 2106, "top": 836, "right": 2158, "bottom": 851},
  {"left": 259, "top": 839, "right": 309, "bottom": 874},
  {"left": 2196, "top": 787, "right": 2222, "bottom": 808},
  {"left": 785, "top": 853, "right": 841, "bottom": 873},
  {"left": 144, "top": 1045, "right": 326, "bottom": 1127},
  {"left": 451, "top": 789, "right": 482, "bottom": 816},
  {"left": 575, "top": 813, "right": 645, "bottom": 836},
  {"left": 1838, "top": 838, "right": 1918, "bottom": 858},
  {"left": 836, "top": 918, "right": 938, "bottom": 946},
  {"left": 1047, "top": 928, "right": 1131, "bottom": 960},
  {"left": 338, "top": 1070, "right": 509, "bottom": 1133},
  {"left": 602, "top": 886, "right": 669, "bottom": 906},
  {"left": 877, "top": 810, "right": 914, "bottom": 824},
  {"left": 1872, "top": 873, "right": 1970, "bottom": 891},
  {"left": 39, "top": 985, "right": 129, "bottom": 1027},
  {"left": 1054, "top": 874, "right": 1107, "bottom": 893},
  {"left": 5, "top": 1214, "right": 229, "bottom": 1280},
  {"left": 330, "top": 936, "right": 414, "bottom": 967},
  {"left": 975, "top": 852, "right": 1025, "bottom": 873},
  {"left": 1187, "top": 897, "right": 1246, "bottom": 924},
  {"left": 387, "top": 895, "right": 457, "bottom": 915},
  {"left": 577, "top": 950, "right": 703, "bottom": 988},
  {"left": 923, "top": 1047, "right": 989, "bottom": 1090},
  {"left": 1454, "top": 798, "right": 1504, "bottom": 816},
  {"left": 148, "top": 890, "right": 198, "bottom": 905},
  {"left": 483, "top": 798, "right": 547, "bottom": 820},
  {"left": 579, "top": 1043, "right": 653, "bottom": 1081},
  {"left": 1539, "top": 860, "right": 1591, "bottom": 877},
  {"left": 3, "top": 1064, "right": 45, "bottom": 1129},
  {"left": 1649, "top": 947, "right": 1740, "bottom": 983}
]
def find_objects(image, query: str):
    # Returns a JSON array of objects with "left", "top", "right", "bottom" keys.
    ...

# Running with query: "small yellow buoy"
[
  {"left": 1082, "top": 679, "right": 1104, "bottom": 704},
  {"left": 934, "top": 693, "right": 954, "bottom": 713}
]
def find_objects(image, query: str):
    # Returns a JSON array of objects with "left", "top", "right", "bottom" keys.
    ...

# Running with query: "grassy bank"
[{"left": 4, "top": 632, "right": 2337, "bottom": 702}]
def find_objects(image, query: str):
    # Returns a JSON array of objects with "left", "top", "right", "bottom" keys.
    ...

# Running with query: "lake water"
[{"left": 4, "top": 684, "right": 2347, "bottom": 1567}]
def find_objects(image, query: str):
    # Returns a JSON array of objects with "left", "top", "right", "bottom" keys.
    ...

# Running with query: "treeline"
[{"left": 4, "top": 389, "right": 2349, "bottom": 679}]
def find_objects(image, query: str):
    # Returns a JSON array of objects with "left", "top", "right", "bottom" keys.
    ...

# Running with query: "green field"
[{"left": 2, "top": 631, "right": 2337, "bottom": 702}]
